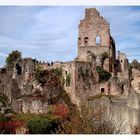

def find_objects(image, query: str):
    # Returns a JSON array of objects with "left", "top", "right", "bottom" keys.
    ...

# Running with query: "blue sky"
[{"left": 0, "top": 6, "right": 140, "bottom": 67}]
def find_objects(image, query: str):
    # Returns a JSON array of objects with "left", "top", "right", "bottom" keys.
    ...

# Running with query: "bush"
[
  {"left": 96, "top": 66, "right": 111, "bottom": 82},
  {"left": 35, "top": 64, "right": 44, "bottom": 83},
  {"left": 27, "top": 118, "right": 52, "bottom": 134},
  {"left": 50, "top": 104, "right": 69, "bottom": 118},
  {"left": 0, "top": 115, "right": 10, "bottom": 123},
  {"left": 35, "top": 67, "right": 62, "bottom": 86},
  {"left": 0, "top": 94, "right": 8, "bottom": 106},
  {"left": 51, "top": 68, "right": 62, "bottom": 77},
  {"left": 0, "top": 115, "right": 11, "bottom": 134}
]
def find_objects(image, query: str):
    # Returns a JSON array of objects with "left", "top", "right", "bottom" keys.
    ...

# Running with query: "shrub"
[
  {"left": 0, "top": 115, "right": 10, "bottom": 123},
  {"left": 0, "top": 115, "right": 11, "bottom": 134},
  {"left": 35, "top": 67, "right": 62, "bottom": 86},
  {"left": 51, "top": 68, "right": 62, "bottom": 77},
  {"left": 96, "top": 66, "right": 111, "bottom": 82},
  {"left": 35, "top": 64, "right": 44, "bottom": 83},
  {"left": 0, "top": 94, "right": 8, "bottom": 106},
  {"left": 27, "top": 118, "right": 52, "bottom": 134},
  {"left": 50, "top": 104, "right": 69, "bottom": 118}
]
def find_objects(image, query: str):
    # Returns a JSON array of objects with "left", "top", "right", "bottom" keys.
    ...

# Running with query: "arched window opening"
[
  {"left": 84, "top": 37, "right": 88, "bottom": 45},
  {"left": 96, "top": 36, "right": 101, "bottom": 44}
]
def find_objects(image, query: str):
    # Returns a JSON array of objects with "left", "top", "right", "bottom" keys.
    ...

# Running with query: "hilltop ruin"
[{"left": 0, "top": 8, "right": 140, "bottom": 134}]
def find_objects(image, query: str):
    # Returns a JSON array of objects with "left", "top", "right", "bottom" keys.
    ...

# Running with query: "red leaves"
[
  {"left": 0, "top": 120, "right": 25, "bottom": 127},
  {"left": 51, "top": 104, "right": 69, "bottom": 118},
  {"left": 0, "top": 120, "right": 26, "bottom": 134}
]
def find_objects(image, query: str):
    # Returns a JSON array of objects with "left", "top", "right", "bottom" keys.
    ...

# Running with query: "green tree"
[
  {"left": 96, "top": 66, "right": 111, "bottom": 82},
  {"left": 6, "top": 50, "right": 22, "bottom": 65}
]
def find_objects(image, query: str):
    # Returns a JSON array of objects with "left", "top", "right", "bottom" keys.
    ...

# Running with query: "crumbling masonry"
[{"left": 0, "top": 8, "right": 140, "bottom": 134}]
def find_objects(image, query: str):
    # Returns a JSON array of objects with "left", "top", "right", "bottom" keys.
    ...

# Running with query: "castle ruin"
[{"left": 0, "top": 8, "right": 140, "bottom": 134}]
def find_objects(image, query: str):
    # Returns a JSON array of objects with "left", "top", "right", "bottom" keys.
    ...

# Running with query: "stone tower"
[{"left": 77, "top": 8, "right": 116, "bottom": 74}]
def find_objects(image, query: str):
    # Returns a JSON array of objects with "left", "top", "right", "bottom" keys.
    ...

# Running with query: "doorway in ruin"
[
  {"left": 15, "top": 63, "right": 22, "bottom": 75},
  {"left": 121, "top": 84, "right": 124, "bottom": 94},
  {"left": 101, "top": 88, "right": 105, "bottom": 94}
]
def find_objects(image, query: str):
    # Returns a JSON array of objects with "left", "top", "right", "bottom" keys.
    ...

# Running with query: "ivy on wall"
[
  {"left": 78, "top": 66, "right": 91, "bottom": 89},
  {"left": 66, "top": 73, "right": 71, "bottom": 87}
]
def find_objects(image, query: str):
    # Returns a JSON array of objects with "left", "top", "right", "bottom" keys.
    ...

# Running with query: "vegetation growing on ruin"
[
  {"left": 35, "top": 65, "right": 63, "bottom": 86},
  {"left": 96, "top": 66, "right": 111, "bottom": 82},
  {"left": 87, "top": 51, "right": 96, "bottom": 61},
  {"left": 6, "top": 50, "right": 22, "bottom": 65},
  {"left": 0, "top": 94, "right": 9, "bottom": 106},
  {"left": 60, "top": 76, "right": 65, "bottom": 86},
  {"left": 66, "top": 73, "right": 71, "bottom": 86},
  {"left": 35, "top": 63, "right": 43, "bottom": 83},
  {"left": 78, "top": 67, "right": 92, "bottom": 89},
  {"left": 52, "top": 67, "right": 62, "bottom": 77},
  {"left": 79, "top": 67, "right": 89, "bottom": 80}
]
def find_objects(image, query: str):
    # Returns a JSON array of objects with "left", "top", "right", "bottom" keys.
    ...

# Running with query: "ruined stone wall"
[
  {"left": 77, "top": 8, "right": 110, "bottom": 62},
  {"left": 110, "top": 36, "right": 117, "bottom": 76},
  {"left": 62, "top": 61, "right": 80, "bottom": 107},
  {"left": 0, "top": 67, "right": 13, "bottom": 102},
  {"left": 78, "top": 46, "right": 110, "bottom": 63},
  {"left": 108, "top": 91, "right": 140, "bottom": 134},
  {"left": 22, "top": 58, "right": 36, "bottom": 82},
  {"left": 74, "top": 61, "right": 99, "bottom": 101},
  {"left": 21, "top": 98, "right": 48, "bottom": 114},
  {"left": 62, "top": 61, "right": 99, "bottom": 106},
  {"left": 103, "top": 58, "right": 110, "bottom": 72},
  {"left": 40, "top": 61, "right": 63, "bottom": 70},
  {"left": 99, "top": 82, "right": 110, "bottom": 95},
  {"left": 116, "top": 51, "right": 130, "bottom": 96},
  {"left": 89, "top": 91, "right": 140, "bottom": 134},
  {"left": 117, "top": 51, "right": 129, "bottom": 81},
  {"left": 97, "top": 79, "right": 122, "bottom": 96},
  {"left": 131, "top": 68, "right": 140, "bottom": 94},
  {"left": 109, "top": 78, "right": 122, "bottom": 96}
]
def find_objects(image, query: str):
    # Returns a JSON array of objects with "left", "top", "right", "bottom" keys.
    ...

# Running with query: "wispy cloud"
[{"left": 0, "top": 6, "right": 140, "bottom": 67}]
